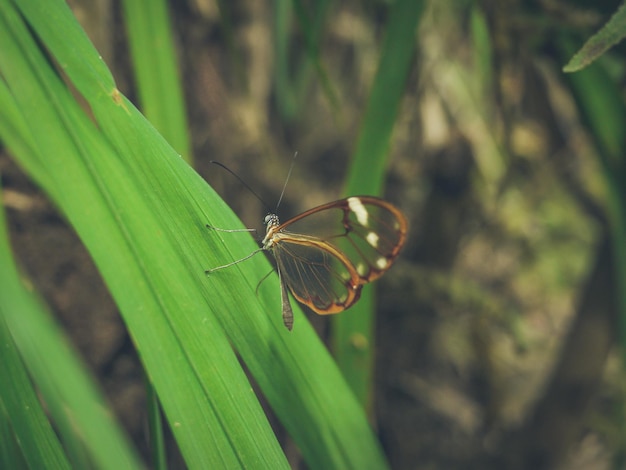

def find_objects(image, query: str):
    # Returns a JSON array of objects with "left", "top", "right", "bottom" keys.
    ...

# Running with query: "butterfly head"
[
  {"left": 262, "top": 213, "right": 281, "bottom": 248},
  {"left": 264, "top": 213, "right": 280, "bottom": 228}
]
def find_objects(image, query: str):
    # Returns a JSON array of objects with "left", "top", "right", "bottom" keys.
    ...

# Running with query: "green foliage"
[
  {"left": 122, "top": 0, "right": 191, "bottom": 162},
  {"left": 0, "top": 204, "right": 139, "bottom": 469},
  {"left": 4, "top": 0, "right": 624, "bottom": 467},
  {"left": 561, "top": 33, "right": 626, "bottom": 349},
  {"left": 0, "top": 297, "right": 72, "bottom": 469},
  {"left": 333, "top": 0, "right": 424, "bottom": 409},
  {"left": 0, "top": 0, "right": 388, "bottom": 468},
  {"left": 563, "top": 2, "right": 626, "bottom": 73}
]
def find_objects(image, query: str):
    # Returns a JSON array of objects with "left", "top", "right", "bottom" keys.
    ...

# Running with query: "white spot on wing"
[
  {"left": 356, "top": 263, "right": 368, "bottom": 276},
  {"left": 376, "top": 257, "right": 389, "bottom": 269},
  {"left": 366, "top": 232, "right": 379, "bottom": 247},
  {"left": 348, "top": 197, "right": 369, "bottom": 226}
]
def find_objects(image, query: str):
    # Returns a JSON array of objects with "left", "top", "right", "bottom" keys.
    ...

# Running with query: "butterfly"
[{"left": 206, "top": 195, "right": 408, "bottom": 331}]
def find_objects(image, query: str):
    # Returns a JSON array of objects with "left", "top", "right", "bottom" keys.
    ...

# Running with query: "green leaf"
[
  {"left": 0, "top": 297, "right": 70, "bottom": 470},
  {"left": 121, "top": 0, "right": 191, "bottom": 162},
  {"left": 333, "top": 0, "right": 424, "bottom": 410},
  {"left": 0, "top": 200, "right": 141, "bottom": 469},
  {"left": 563, "top": 2, "right": 626, "bottom": 73},
  {"left": 0, "top": 0, "right": 388, "bottom": 468},
  {"left": 559, "top": 29, "right": 626, "bottom": 380},
  {"left": 1, "top": 0, "right": 286, "bottom": 467}
]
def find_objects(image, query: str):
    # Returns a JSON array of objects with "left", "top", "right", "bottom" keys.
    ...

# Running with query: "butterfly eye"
[{"left": 264, "top": 214, "right": 278, "bottom": 226}]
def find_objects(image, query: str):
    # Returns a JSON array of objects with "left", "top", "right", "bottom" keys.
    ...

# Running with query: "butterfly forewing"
[{"left": 277, "top": 196, "right": 408, "bottom": 283}]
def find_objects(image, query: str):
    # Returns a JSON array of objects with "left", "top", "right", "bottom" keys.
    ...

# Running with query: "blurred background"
[{"left": 2, "top": 0, "right": 624, "bottom": 468}]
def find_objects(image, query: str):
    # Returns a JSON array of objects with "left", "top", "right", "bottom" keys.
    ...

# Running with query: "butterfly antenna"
[
  {"left": 275, "top": 151, "right": 298, "bottom": 212},
  {"left": 209, "top": 161, "right": 272, "bottom": 213}
]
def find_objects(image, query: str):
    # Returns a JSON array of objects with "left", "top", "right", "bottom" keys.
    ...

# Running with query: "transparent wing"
[
  {"left": 271, "top": 235, "right": 362, "bottom": 314},
  {"left": 278, "top": 196, "right": 408, "bottom": 283}
]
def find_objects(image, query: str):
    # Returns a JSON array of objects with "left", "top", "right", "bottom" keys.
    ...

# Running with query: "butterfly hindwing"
[{"left": 271, "top": 234, "right": 362, "bottom": 314}]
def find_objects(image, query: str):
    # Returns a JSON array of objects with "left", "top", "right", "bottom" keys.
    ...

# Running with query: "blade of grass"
[
  {"left": 274, "top": 0, "right": 337, "bottom": 120},
  {"left": 0, "top": 286, "right": 70, "bottom": 470},
  {"left": 274, "top": 0, "right": 297, "bottom": 118},
  {"left": 559, "top": 31, "right": 626, "bottom": 463},
  {"left": 0, "top": 201, "right": 142, "bottom": 468},
  {"left": 470, "top": 5, "right": 493, "bottom": 101},
  {"left": 121, "top": 0, "right": 191, "bottom": 163},
  {"left": 334, "top": 0, "right": 424, "bottom": 409},
  {"left": 563, "top": 2, "right": 626, "bottom": 73},
  {"left": 146, "top": 381, "right": 167, "bottom": 470},
  {"left": 0, "top": 411, "right": 28, "bottom": 470},
  {"left": 559, "top": 34, "right": 626, "bottom": 361},
  {"left": 292, "top": 0, "right": 338, "bottom": 112},
  {"left": 1, "top": 1, "right": 288, "bottom": 467},
  {"left": 122, "top": 0, "right": 192, "bottom": 461},
  {"left": 2, "top": 0, "right": 389, "bottom": 467}
]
